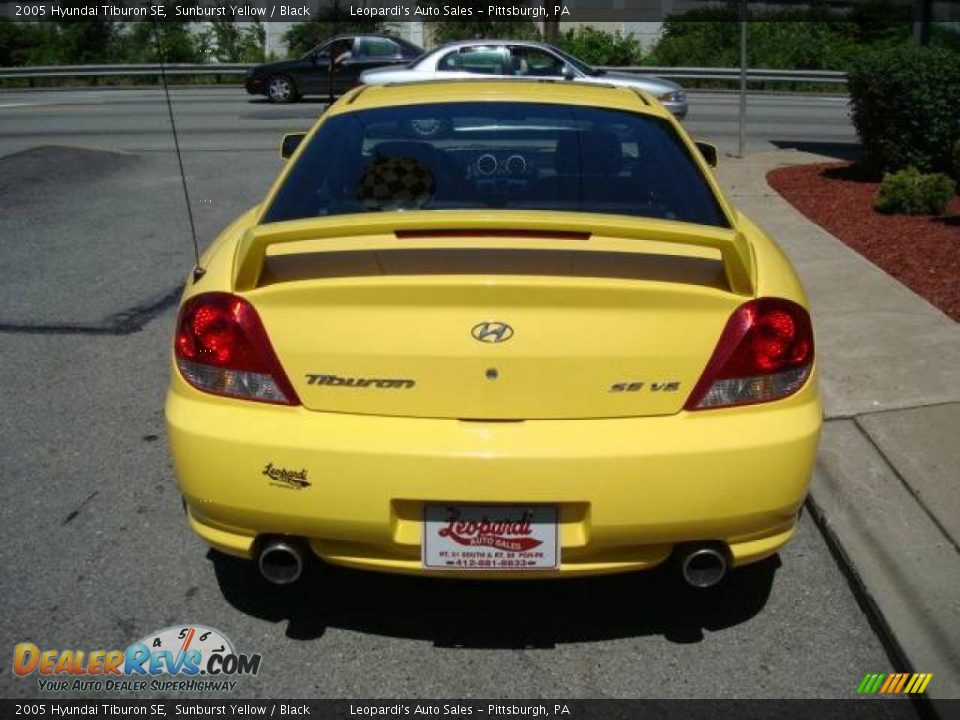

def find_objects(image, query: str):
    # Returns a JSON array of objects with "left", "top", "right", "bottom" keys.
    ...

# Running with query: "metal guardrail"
[
  {"left": 0, "top": 63, "right": 251, "bottom": 79},
  {"left": 602, "top": 66, "right": 847, "bottom": 84},
  {"left": 0, "top": 63, "right": 848, "bottom": 84}
]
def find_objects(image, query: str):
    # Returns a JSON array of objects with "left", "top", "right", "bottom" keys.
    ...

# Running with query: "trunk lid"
[
  {"left": 253, "top": 274, "right": 739, "bottom": 419},
  {"left": 234, "top": 211, "right": 754, "bottom": 419}
]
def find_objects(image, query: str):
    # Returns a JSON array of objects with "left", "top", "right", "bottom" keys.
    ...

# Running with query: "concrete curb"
[{"left": 717, "top": 150, "right": 960, "bottom": 705}]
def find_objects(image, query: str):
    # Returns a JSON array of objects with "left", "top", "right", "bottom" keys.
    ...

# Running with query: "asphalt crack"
[
  {"left": 0, "top": 284, "right": 182, "bottom": 336},
  {"left": 61, "top": 490, "right": 99, "bottom": 527}
]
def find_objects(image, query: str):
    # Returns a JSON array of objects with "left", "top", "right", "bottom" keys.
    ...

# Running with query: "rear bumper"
[{"left": 167, "top": 372, "right": 821, "bottom": 578}]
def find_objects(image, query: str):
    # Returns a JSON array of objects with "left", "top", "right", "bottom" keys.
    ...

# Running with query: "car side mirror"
[
  {"left": 280, "top": 132, "right": 306, "bottom": 160},
  {"left": 314, "top": 52, "right": 329, "bottom": 66},
  {"left": 561, "top": 64, "right": 576, "bottom": 81},
  {"left": 696, "top": 141, "right": 719, "bottom": 168}
]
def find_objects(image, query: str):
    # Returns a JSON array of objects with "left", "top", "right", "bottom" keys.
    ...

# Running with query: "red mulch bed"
[{"left": 767, "top": 162, "right": 960, "bottom": 322}]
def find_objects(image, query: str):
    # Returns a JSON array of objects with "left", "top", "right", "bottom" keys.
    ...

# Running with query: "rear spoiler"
[{"left": 232, "top": 211, "right": 755, "bottom": 295}]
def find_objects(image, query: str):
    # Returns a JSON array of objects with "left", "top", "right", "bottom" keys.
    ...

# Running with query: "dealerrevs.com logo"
[{"left": 13, "top": 625, "right": 262, "bottom": 693}]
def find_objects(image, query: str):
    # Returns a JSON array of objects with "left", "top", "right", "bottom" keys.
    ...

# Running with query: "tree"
[
  {"left": 208, "top": 10, "right": 266, "bottom": 63},
  {"left": 52, "top": 1, "right": 119, "bottom": 64},
  {"left": 241, "top": 21, "right": 267, "bottom": 63},
  {"left": 125, "top": 4, "right": 208, "bottom": 64},
  {"left": 644, "top": 0, "right": 916, "bottom": 70},
  {"left": 0, "top": 20, "right": 50, "bottom": 66}
]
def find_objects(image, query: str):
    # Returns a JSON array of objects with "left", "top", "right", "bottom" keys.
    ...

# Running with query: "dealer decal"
[
  {"left": 262, "top": 462, "right": 311, "bottom": 490},
  {"left": 438, "top": 510, "right": 543, "bottom": 552}
]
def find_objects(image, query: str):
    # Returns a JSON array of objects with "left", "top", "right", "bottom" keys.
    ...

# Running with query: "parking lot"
[{"left": 0, "top": 87, "right": 906, "bottom": 700}]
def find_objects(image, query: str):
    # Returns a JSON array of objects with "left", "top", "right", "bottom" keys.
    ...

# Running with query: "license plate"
[{"left": 422, "top": 504, "right": 559, "bottom": 571}]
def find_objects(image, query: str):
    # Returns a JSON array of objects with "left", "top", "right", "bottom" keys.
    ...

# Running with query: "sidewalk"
[{"left": 717, "top": 150, "right": 960, "bottom": 704}]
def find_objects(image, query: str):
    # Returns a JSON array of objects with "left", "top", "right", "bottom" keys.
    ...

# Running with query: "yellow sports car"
[{"left": 166, "top": 80, "right": 821, "bottom": 586}]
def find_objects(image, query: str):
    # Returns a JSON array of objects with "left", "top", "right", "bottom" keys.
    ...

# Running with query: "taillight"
[
  {"left": 685, "top": 298, "right": 814, "bottom": 411},
  {"left": 174, "top": 293, "right": 299, "bottom": 406}
]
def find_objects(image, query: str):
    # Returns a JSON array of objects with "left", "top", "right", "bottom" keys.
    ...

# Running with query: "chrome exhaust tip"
[
  {"left": 257, "top": 539, "right": 304, "bottom": 585},
  {"left": 679, "top": 545, "right": 728, "bottom": 588}
]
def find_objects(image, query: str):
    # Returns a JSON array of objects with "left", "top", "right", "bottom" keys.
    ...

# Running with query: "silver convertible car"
[{"left": 359, "top": 40, "right": 688, "bottom": 119}]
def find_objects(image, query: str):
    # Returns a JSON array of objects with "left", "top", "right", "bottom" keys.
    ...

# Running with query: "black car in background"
[{"left": 245, "top": 34, "right": 423, "bottom": 103}]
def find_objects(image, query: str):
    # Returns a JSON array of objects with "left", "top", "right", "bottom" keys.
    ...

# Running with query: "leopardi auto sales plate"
[{"left": 422, "top": 504, "right": 559, "bottom": 570}]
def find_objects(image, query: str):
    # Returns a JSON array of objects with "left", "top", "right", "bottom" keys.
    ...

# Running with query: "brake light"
[
  {"left": 685, "top": 298, "right": 814, "bottom": 410},
  {"left": 174, "top": 293, "right": 299, "bottom": 406}
]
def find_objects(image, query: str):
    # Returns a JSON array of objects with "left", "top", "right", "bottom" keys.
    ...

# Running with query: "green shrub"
[
  {"left": 848, "top": 47, "right": 960, "bottom": 174},
  {"left": 644, "top": 2, "right": 911, "bottom": 70},
  {"left": 953, "top": 139, "right": 960, "bottom": 182},
  {"left": 874, "top": 167, "right": 955, "bottom": 215},
  {"left": 555, "top": 26, "right": 643, "bottom": 67}
]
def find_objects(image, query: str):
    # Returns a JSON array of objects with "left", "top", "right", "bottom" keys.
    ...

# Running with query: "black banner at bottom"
[{"left": 0, "top": 699, "right": 950, "bottom": 720}]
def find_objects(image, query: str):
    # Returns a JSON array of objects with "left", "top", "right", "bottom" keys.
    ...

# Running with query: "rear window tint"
[{"left": 263, "top": 102, "right": 729, "bottom": 228}]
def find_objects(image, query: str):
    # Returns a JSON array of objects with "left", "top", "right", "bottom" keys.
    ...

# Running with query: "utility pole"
[
  {"left": 913, "top": 0, "right": 932, "bottom": 46},
  {"left": 738, "top": 0, "right": 747, "bottom": 158},
  {"left": 543, "top": 1, "right": 560, "bottom": 44}
]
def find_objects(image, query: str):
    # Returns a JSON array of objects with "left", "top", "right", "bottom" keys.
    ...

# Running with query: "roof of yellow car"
[{"left": 330, "top": 79, "right": 669, "bottom": 118}]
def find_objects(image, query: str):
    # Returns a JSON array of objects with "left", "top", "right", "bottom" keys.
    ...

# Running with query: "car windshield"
[{"left": 263, "top": 102, "right": 728, "bottom": 228}]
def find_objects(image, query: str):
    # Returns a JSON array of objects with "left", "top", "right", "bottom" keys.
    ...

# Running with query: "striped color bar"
[{"left": 857, "top": 673, "right": 933, "bottom": 694}]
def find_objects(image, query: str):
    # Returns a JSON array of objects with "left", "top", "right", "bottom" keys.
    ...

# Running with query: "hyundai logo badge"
[{"left": 471, "top": 322, "right": 514, "bottom": 344}]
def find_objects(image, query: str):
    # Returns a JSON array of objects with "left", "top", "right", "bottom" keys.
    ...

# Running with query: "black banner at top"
[{"left": 0, "top": 0, "right": 924, "bottom": 24}]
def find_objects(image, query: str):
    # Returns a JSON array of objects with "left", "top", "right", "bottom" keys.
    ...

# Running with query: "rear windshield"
[{"left": 263, "top": 102, "right": 728, "bottom": 228}]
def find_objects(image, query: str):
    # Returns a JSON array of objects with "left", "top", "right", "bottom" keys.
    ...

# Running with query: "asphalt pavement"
[
  {"left": 0, "top": 87, "right": 910, "bottom": 702},
  {"left": 0, "top": 86, "right": 859, "bottom": 155}
]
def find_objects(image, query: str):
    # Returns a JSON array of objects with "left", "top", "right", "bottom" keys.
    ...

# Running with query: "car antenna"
[{"left": 153, "top": 22, "right": 205, "bottom": 283}]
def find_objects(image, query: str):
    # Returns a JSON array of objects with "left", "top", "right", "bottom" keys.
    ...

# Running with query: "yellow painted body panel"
[
  {"left": 168, "top": 368, "right": 819, "bottom": 577},
  {"left": 166, "top": 80, "right": 822, "bottom": 578},
  {"left": 252, "top": 277, "right": 738, "bottom": 419}
]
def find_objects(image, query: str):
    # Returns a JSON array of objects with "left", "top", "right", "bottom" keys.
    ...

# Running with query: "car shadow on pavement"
[
  {"left": 770, "top": 140, "right": 863, "bottom": 163},
  {"left": 247, "top": 98, "right": 332, "bottom": 105},
  {"left": 210, "top": 551, "right": 780, "bottom": 648}
]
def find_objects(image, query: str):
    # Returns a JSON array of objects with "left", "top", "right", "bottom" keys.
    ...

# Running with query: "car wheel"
[{"left": 267, "top": 75, "right": 298, "bottom": 104}]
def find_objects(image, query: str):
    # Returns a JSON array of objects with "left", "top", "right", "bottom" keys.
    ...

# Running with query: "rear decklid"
[{"left": 232, "top": 211, "right": 754, "bottom": 419}]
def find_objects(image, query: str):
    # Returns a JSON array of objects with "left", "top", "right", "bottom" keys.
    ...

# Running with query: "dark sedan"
[{"left": 245, "top": 34, "right": 423, "bottom": 103}]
